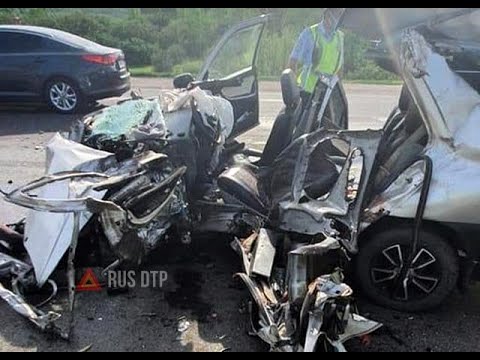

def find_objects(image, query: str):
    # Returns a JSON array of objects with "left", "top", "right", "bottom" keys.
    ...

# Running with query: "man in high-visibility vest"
[{"left": 288, "top": 9, "right": 345, "bottom": 95}]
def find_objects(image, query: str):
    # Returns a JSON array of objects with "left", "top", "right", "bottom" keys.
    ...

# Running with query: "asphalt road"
[{"left": 1, "top": 78, "right": 479, "bottom": 352}]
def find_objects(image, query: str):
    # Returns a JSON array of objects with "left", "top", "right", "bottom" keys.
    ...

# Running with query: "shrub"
[
  {"left": 172, "top": 60, "right": 203, "bottom": 77},
  {"left": 0, "top": 8, "right": 399, "bottom": 81},
  {"left": 152, "top": 44, "right": 186, "bottom": 73}
]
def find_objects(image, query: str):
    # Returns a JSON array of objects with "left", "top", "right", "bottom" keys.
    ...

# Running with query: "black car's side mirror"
[{"left": 173, "top": 73, "right": 195, "bottom": 89}]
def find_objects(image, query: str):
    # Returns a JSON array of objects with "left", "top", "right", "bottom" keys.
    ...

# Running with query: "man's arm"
[
  {"left": 337, "top": 31, "right": 345, "bottom": 77},
  {"left": 288, "top": 28, "right": 310, "bottom": 75}
]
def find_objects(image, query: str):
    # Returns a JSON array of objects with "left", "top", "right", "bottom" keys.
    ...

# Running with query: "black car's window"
[
  {"left": 0, "top": 32, "right": 44, "bottom": 53},
  {"left": 42, "top": 38, "right": 74, "bottom": 52},
  {"left": 0, "top": 33, "right": 13, "bottom": 53},
  {"left": 0, "top": 32, "right": 73, "bottom": 53}
]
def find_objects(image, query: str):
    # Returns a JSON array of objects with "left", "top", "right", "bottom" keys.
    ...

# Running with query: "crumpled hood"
[{"left": 24, "top": 134, "right": 112, "bottom": 286}]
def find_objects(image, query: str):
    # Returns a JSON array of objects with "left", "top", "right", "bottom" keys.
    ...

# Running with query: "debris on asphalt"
[
  {"left": 78, "top": 344, "right": 93, "bottom": 353},
  {"left": 141, "top": 313, "right": 158, "bottom": 318},
  {"left": 177, "top": 318, "right": 191, "bottom": 333}
]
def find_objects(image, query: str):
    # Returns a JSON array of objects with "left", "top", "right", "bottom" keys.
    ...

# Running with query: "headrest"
[{"left": 281, "top": 69, "right": 301, "bottom": 108}]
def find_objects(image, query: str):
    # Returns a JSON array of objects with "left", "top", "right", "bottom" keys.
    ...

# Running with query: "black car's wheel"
[
  {"left": 45, "top": 78, "right": 83, "bottom": 114},
  {"left": 355, "top": 227, "right": 459, "bottom": 312}
]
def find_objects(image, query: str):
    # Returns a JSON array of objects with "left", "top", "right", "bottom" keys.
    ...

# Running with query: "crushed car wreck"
[
  {"left": 1, "top": 133, "right": 188, "bottom": 337},
  {"left": 1, "top": 8, "right": 480, "bottom": 352}
]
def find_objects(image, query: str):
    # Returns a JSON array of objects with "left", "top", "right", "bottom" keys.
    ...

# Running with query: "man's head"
[{"left": 321, "top": 8, "right": 344, "bottom": 34}]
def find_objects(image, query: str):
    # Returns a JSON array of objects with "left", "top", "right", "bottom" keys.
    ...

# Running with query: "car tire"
[
  {"left": 355, "top": 227, "right": 459, "bottom": 312},
  {"left": 45, "top": 78, "right": 83, "bottom": 114}
]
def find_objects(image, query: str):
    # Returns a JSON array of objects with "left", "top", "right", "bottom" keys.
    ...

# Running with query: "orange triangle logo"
[{"left": 76, "top": 268, "right": 102, "bottom": 292}]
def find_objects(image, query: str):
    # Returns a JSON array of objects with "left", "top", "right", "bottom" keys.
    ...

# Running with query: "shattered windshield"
[{"left": 88, "top": 99, "right": 166, "bottom": 140}]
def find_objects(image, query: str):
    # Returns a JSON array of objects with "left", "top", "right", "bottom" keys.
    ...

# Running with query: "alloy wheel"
[
  {"left": 49, "top": 81, "right": 78, "bottom": 112},
  {"left": 370, "top": 244, "right": 440, "bottom": 302}
]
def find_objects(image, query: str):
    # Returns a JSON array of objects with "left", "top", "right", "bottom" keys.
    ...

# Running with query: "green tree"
[{"left": 0, "top": 8, "right": 397, "bottom": 81}]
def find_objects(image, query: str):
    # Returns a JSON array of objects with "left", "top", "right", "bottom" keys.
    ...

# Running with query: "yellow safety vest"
[{"left": 298, "top": 25, "right": 344, "bottom": 94}]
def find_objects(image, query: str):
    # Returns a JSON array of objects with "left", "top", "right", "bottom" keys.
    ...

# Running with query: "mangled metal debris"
[
  {"left": 0, "top": 282, "right": 64, "bottom": 337},
  {"left": 0, "top": 251, "right": 65, "bottom": 338},
  {"left": 233, "top": 233, "right": 381, "bottom": 352},
  {"left": 0, "top": 127, "right": 188, "bottom": 338},
  {"left": 6, "top": 8, "right": 480, "bottom": 351}
]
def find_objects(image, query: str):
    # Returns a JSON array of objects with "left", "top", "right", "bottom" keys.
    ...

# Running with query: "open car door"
[{"left": 197, "top": 15, "right": 268, "bottom": 138}]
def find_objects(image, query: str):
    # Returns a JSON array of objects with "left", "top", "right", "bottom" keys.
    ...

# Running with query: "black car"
[{"left": 0, "top": 25, "right": 131, "bottom": 114}]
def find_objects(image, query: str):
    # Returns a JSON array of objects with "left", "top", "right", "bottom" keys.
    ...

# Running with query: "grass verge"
[{"left": 130, "top": 66, "right": 402, "bottom": 86}]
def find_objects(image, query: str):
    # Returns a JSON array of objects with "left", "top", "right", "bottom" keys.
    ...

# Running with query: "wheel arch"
[{"left": 359, "top": 216, "right": 462, "bottom": 253}]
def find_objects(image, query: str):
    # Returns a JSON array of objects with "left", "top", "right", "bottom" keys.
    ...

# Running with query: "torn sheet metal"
[
  {"left": 239, "top": 267, "right": 381, "bottom": 352},
  {"left": 235, "top": 231, "right": 381, "bottom": 352},
  {"left": 302, "top": 273, "right": 381, "bottom": 352},
  {"left": 289, "top": 236, "right": 342, "bottom": 256},
  {"left": 4, "top": 131, "right": 186, "bottom": 285},
  {"left": 288, "top": 238, "right": 345, "bottom": 305},
  {"left": 161, "top": 86, "right": 234, "bottom": 138},
  {"left": 0, "top": 252, "right": 31, "bottom": 278},
  {"left": 2, "top": 137, "right": 184, "bottom": 338},
  {"left": 400, "top": 29, "right": 480, "bottom": 146},
  {"left": 98, "top": 165, "right": 186, "bottom": 266},
  {"left": 5, "top": 146, "right": 185, "bottom": 277},
  {"left": 0, "top": 282, "right": 64, "bottom": 337},
  {"left": 249, "top": 229, "right": 277, "bottom": 278},
  {"left": 365, "top": 160, "right": 426, "bottom": 223},
  {"left": 270, "top": 129, "right": 382, "bottom": 253},
  {"left": 20, "top": 134, "right": 112, "bottom": 286},
  {"left": 369, "top": 29, "right": 480, "bottom": 225},
  {"left": 0, "top": 252, "right": 64, "bottom": 338},
  {"left": 335, "top": 313, "right": 383, "bottom": 346},
  {"left": 161, "top": 86, "right": 234, "bottom": 175}
]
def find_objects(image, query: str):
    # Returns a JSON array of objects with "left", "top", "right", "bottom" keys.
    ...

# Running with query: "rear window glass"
[{"left": 49, "top": 29, "right": 101, "bottom": 50}]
